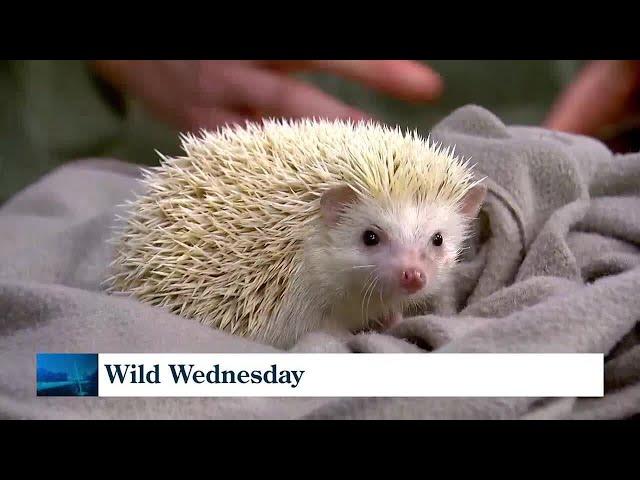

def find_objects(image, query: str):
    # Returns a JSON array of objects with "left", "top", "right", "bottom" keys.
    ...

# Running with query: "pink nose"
[{"left": 400, "top": 268, "right": 426, "bottom": 294}]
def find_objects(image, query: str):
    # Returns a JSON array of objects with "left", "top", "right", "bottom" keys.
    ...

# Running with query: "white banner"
[{"left": 97, "top": 353, "right": 604, "bottom": 397}]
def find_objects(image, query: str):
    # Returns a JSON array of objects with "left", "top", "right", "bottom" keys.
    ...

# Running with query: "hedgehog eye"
[
  {"left": 362, "top": 230, "right": 380, "bottom": 246},
  {"left": 432, "top": 232, "right": 443, "bottom": 247}
]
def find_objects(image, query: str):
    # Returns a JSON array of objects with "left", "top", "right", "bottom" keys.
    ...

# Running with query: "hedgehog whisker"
[
  {"left": 360, "top": 270, "right": 375, "bottom": 295},
  {"left": 360, "top": 271, "right": 376, "bottom": 322},
  {"left": 363, "top": 273, "right": 377, "bottom": 325},
  {"left": 336, "top": 264, "right": 376, "bottom": 274},
  {"left": 361, "top": 278, "right": 373, "bottom": 325},
  {"left": 378, "top": 286, "right": 386, "bottom": 324},
  {"left": 365, "top": 274, "right": 379, "bottom": 327}
]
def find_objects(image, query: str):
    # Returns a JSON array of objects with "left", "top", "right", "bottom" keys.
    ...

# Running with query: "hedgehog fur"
[{"left": 105, "top": 118, "right": 483, "bottom": 348}]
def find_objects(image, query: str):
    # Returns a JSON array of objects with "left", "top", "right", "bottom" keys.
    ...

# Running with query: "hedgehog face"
[
  {"left": 314, "top": 183, "right": 486, "bottom": 323},
  {"left": 321, "top": 191, "right": 464, "bottom": 301}
]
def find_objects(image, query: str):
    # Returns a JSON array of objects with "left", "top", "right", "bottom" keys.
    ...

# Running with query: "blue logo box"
[{"left": 36, "top": 353, "right": 99, "bottom": 397}]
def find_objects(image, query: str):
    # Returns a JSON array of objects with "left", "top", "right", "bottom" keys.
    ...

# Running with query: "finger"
[
  {"left": 544, "top": 60, "right": 640, "bottom": 134},
  {"left": 315, "top": 60, "right": 444, "bottom": 102},
  {"left": 257, "top": 60, "right": 444, "bottom": 102},
  {"left": 224, "top": 66, "right": 375, "bottom": 122}
]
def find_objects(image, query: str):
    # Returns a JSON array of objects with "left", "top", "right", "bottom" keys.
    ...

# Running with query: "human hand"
[
  {"left": 544, "top": 60, "right": 640, "bottom": 138},
  {"left": 90, "top": 60, "right": 444, "bottom": 132}
]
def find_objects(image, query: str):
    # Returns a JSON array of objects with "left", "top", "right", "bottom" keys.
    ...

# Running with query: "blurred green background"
[{"left": 0, "top": 60, "right": 585, "bottom": 206}]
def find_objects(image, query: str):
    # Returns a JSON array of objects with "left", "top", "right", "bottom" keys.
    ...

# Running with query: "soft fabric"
[{"left": 1, "top": 105, "right": 639, "bottom": 419}]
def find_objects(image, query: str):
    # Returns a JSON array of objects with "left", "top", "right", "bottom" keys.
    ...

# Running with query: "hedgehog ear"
[
  {"left": 460, "top": 184, "right": 487, "bottom": 219},
  {"left": 320, "top": 185, "right": 360, "bottom": 226}
]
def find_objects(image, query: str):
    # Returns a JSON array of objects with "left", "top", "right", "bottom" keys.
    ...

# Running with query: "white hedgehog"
[{"left": 106, "top": 118, "right": 486, "bottom": 349}]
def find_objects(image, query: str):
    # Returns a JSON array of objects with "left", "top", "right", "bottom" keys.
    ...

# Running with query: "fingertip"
[
  {"left": 320, "top": 60, "right": 444, "bottom": 102},
  {"left": 378, "top": 61, "right": 445, "bottom": 102},
  {"left": 404, "top": 66, "right": 445, "bottom": 101},
  {"left": 426, "top": 73, "right": 445, "bottom": 99}
]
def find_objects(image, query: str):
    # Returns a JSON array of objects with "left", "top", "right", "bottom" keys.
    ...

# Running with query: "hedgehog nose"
[{"left": 400, "top": 268, "right": 426, "bottom": 294}]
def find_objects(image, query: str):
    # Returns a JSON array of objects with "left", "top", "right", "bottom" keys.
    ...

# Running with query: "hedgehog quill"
[{"left": 106, "top": 119, "right": 486, "bottom": 349}]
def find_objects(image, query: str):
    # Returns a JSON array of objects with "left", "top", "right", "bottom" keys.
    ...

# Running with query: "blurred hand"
[
  {"left": 544, "top": 60, "right": 640, "bottom": 137},
  {"left": 90, "top": 60, "right": 444, "bottom": 132}
]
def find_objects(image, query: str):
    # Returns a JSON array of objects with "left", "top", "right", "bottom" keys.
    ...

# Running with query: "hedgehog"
[{"left": 105, "top": 118, "right": 486, "bottom": 349}]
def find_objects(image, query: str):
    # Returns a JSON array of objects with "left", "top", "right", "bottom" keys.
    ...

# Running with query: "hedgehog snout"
[
  {"left": 399, "top": 268, "right": 426, "bottom": 294},
  {"left": 386, "top": 248, "right": 433, "bottom": 295}
]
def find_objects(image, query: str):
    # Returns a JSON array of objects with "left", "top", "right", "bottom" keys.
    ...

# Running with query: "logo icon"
[{"left": 36, "top": 353, "right": 98, "bottom": 397}]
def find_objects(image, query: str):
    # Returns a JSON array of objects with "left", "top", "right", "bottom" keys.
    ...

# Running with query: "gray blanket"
[{"left": 1, "top": 105, "right": 639, "bottom": 420}]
